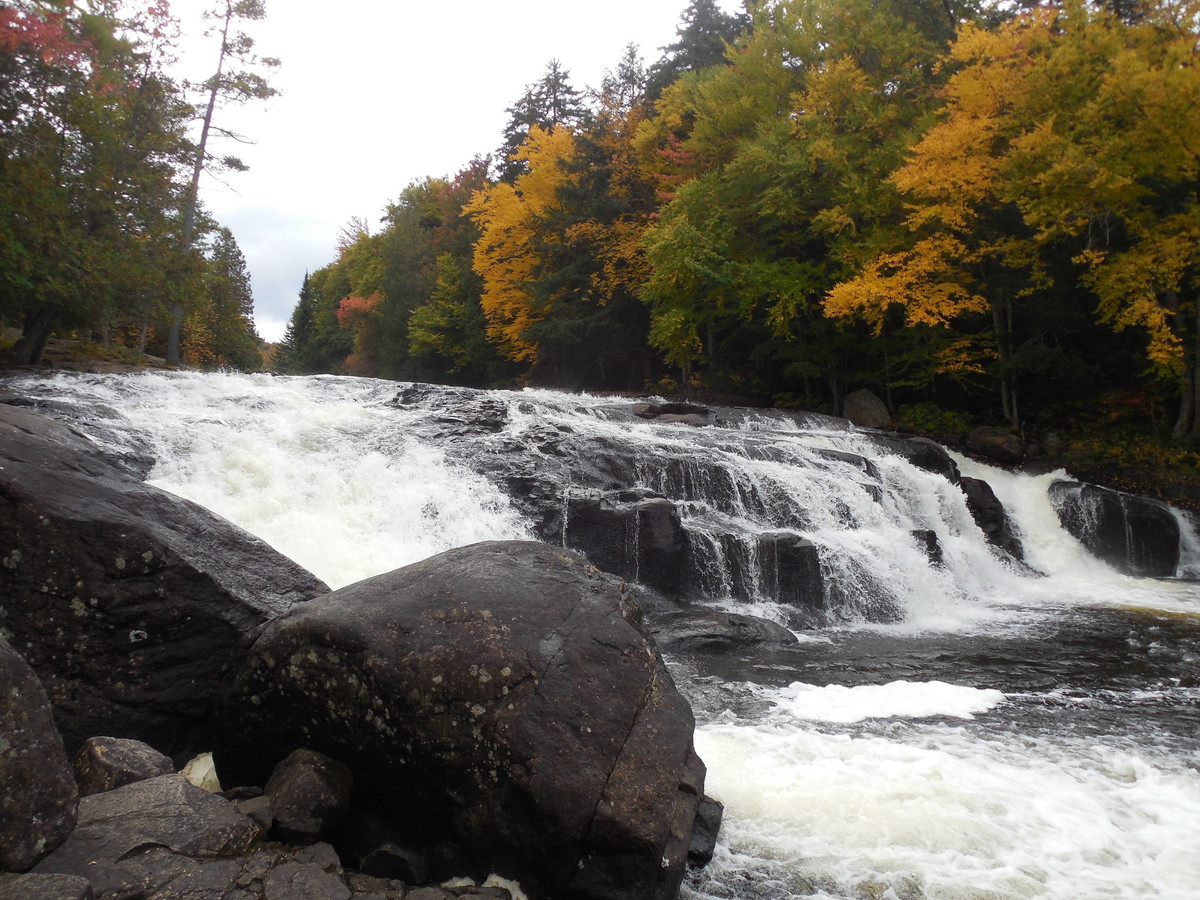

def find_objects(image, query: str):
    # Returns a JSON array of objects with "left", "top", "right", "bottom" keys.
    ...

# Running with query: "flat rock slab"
[
  {"left": 33, "top": 775, "right": 261, "bottom": 894},
  {"left": 0, "top": 403, "right": 328, "bottom": 755}
]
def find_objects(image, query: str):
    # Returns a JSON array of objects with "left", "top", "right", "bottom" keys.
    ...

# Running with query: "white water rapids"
[{"left": 8, "top": 371, "right": 1200, "bottom": 900}]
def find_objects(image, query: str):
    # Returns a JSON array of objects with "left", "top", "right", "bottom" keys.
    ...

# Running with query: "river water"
[{"left": 6, "top": 371, "right": 1199, "bottom": 900}]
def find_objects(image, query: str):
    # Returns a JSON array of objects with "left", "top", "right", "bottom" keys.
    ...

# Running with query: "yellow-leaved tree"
[
  {"left": 464, "top": 125, "right": 576, "bottom": 363},
  {"left": 826, "top": 0, "right": 1200, "bottom": 434}
]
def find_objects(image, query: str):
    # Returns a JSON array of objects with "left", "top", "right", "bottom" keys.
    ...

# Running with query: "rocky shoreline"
[{"left": 0, "top": 400, "right": 718, "bottom": 900}]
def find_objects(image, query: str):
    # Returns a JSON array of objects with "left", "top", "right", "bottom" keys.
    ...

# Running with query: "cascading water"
[{"left": 6, "top": 370, "right": 1199, "bottom": 900}]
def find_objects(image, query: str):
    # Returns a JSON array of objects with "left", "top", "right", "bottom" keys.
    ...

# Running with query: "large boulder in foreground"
[
  {"left": 0, "top": 637, "right": 78, "bottom": 872},
  {"left": 0, "top": 403, "right": 329, "bottom": 756},
  {"left": 214, "top": 541, "right": 706, "bottom": 900},
  {"left": 1049, "top": 480, "right": 1180, "bottom": 577}
]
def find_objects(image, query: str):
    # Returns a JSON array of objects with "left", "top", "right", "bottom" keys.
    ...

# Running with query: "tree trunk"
[
  {"left": 167, "top": 3, "right": 234, "bottom": 367},
  {"left": 9, "top": 309, "right": 55, "bottom": 365},
  {"left": 992, "top": 293, "right": 1019, "bottom": 430}
]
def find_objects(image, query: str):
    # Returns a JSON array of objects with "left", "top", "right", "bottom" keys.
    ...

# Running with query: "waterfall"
[{"left": 6, "top": 370, "right": 1199, "bottom": 900}]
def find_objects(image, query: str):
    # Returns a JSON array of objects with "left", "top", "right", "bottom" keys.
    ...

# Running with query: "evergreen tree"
[
  {"left": 645, "top": 0, "right": 750, "bottom": 101},
  {"left": 496, "top": 59, "right": 586, "bottom": 182}
]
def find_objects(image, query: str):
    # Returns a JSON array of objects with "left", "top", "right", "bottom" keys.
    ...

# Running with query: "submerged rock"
[
  {"left": 648, "top": 609, "right": 799, "bottom": 654},
  {"left": 214, "top": 541, "right": 706, "bottom": 900},
  {"left": 0, "top": 404, "right": 329, "bottom": 756}
]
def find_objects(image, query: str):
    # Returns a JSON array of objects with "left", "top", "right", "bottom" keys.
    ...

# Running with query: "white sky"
[{"left": 166, "top": 0, "right": 744, "bottom": 343}]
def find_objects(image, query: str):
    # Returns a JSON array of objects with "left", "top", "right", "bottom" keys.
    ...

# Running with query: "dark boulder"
[
  {"left": 960, "top": 477, "right": 1024, "bottom": 561},
  {"left": 0, "top": 637, "right": 77, "bottom": 872},
  {"left": 214, "top": 541, "right": 706, "bottom": 900},
  {"left": 965, "top": 426, "right": 1023, "bottom": 465},
  {"left": 560, "top": 490, "right": 686, "bottom": 595},
  {"left": 265, "top": 749, "right": 354, "bottom": 845},
  {"left": 0, "top": 404, "right": 329, "bottom": 756},
  {"left": 687, "top": 796, "right": 724, "bottom": 868},
  {"left": 73, "top": 736, "right": 174, "bottom": 797},
  {"left": 1049, "top": 481, "right": 1181, "bottom": 577},
  {"left": 841, "top": 389, "right": 890, "bottom": 429}
]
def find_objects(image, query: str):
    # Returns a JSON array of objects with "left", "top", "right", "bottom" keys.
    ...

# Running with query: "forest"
[
  {"left": 273, "top": 0, "right": 1200, "bottom": 463},
  {"left": 0, "top": 0, "right": 272, "bottom": 371},
  {"left": 5, "top": 0, "right": 1200, "bottom": 471}
]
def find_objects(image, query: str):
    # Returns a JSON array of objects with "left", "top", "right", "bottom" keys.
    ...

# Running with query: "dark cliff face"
[{"left": 0, "top": 403, "right": 329, "bottom": 757}]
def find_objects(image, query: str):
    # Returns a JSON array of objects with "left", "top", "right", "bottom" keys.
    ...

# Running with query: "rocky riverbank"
[{"left": 0, "top": 400, "right": 718, "bottom": 900}]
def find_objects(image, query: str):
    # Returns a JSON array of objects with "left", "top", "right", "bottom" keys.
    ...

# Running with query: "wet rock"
[
  {"left": 960, "top": 477, "right": 1025, "bottom": 561},
  {"left": 265, "top": 749, "right": 354, "bottom": 845},
  {"left": 0, "top": 403, "right": 328, "bottom": 756},
  {"left": 910, "top": 529, "right": 943, "bottom": 566},
  {"left": 757, "top": 532, "right": 824, "bottom": 611},
  {"left": 1049, "top": 481, "right": 1180, "bottom": 577},
  {"left": 965, "top": 426, "right": 1023, "bottom": 465},
  {"left": 842, "top": 389, "right": 890, "bottom": 428},
  {"left": 214, "top": 541, "right": 705, "bottom": 900},
  {"left": 0, "top": 872, "right": 93, "bottom": 900},
  {"left": 687, "top": 795, "right": 724, "bottom": 867},
  {"left": 561, "top": 489, "right": 686, "bottom": 595},
  {"left": 630, "top": 401, "right": 715, "bottom": 425},
  {"left": 649, "top": 610, "right": 799, "bottom": 654},
  {"left": 868, "top": 434, "right": 961, "bottom": 484},
  {"left": 73, "top": 736, "right": 174, "bottom": 797},
  {"left": 0, "top": 637, "right": 77, "bottom": 872}
]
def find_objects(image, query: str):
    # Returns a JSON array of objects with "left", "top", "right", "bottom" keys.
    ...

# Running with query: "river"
[{"left": 6, "top": 370, "right": 1199, "bottom": 900}]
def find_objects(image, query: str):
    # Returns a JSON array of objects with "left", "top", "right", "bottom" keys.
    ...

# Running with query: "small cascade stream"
[{"left": 6, "top": 370, "right": 1200, "bottom": 900}]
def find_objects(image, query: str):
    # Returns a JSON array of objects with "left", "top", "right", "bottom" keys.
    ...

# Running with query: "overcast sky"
[{"left": 166, "top": 0, "right": 744, "bottom": 343}]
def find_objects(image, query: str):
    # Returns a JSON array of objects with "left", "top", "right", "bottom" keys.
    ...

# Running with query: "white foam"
[
  {"left": 764, "top": 680, "right": 1005, "bottom": 724},
  {"left": 693, "top": 721, "right": 1200, "bottom": 900}
]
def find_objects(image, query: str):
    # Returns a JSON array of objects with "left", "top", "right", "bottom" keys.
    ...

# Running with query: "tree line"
[
  {"left": 279, "top": 0, "right": 1200, "bottom": 442},
  {"left": 0, "top": 0, "right": 274, "bottom": 371}
]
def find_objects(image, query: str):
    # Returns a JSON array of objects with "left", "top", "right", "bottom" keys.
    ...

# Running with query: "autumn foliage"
[{"left": 282, "top": 0, "right": 1200, "bottom": 443}]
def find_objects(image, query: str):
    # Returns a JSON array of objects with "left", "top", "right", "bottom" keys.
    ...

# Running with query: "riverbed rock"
[
  {"left": 647, "top": 610, "right": 799, "bottom": 654},
  {"left": 1049, "top": 480, "right": 1180, "bottom": 577},
  {"left": 73, "top": 736, "right": 174, "bottom": 797},
  {"left": 214, "top": 541, "right": 706, "bottom": 900},
  {"left": 868, "top": 434, "right": 961, "bottom": 483},
  {"left": 757, "top": 532, "right": 824, "bottom": 611},
  {"left": 561, "top": 489, "right": 686, "bottom": 595},
  {"left": 960, "top": 477, "right": 1025, "bottom": 561},
  {"left": 0, "top": 403, "right": 329, "bottom": 756},
  {"left": 0, "top": 637, "right": 77, "bottom": 872}
]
